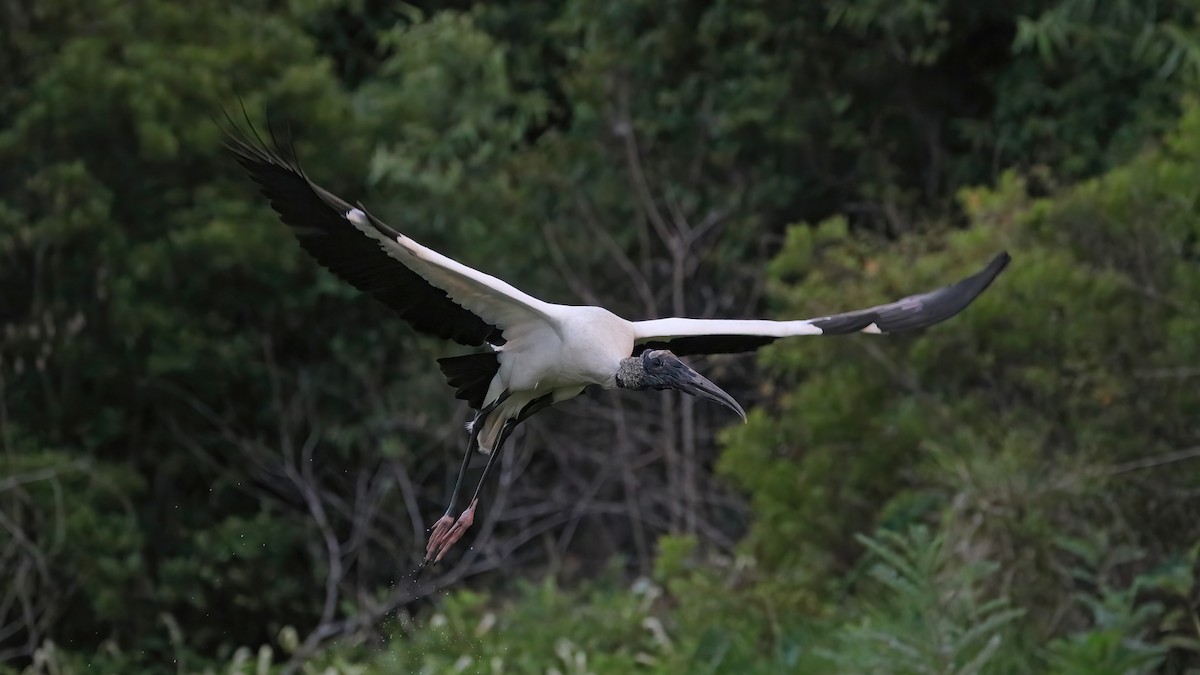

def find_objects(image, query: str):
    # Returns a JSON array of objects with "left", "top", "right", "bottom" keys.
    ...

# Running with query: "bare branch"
[
  {"left": 540, "top": 220, "right": 602, "bottom": 305},
  {"left": 573, "top": 190, "right": 658, "bottom": 316},
  {"left": 1109, "top": 446, "right": 1200, "bottom": 475},
  {"left": 0, "top": 462, "right": 85, "bottom": 495}
]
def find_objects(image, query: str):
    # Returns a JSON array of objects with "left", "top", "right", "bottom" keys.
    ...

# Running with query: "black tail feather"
[{"left": 437, "top": 353, "right": 500, "bottom": 410}]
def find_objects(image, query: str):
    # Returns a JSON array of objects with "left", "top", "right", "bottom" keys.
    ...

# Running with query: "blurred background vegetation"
[{"left": 2, "top": 0, "right": 1199, "bottom": 673}]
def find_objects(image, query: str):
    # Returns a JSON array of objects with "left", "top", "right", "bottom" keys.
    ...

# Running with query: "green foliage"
[
  {"left": 1045, "top": 536, "right": 1169, "bottom": 675},
  {"left": 361, "top": 575, "right": 668, "bottom": 674},
  {"left": 719, "top": 214, "right": 1016, "bottom": 575},
  {"left": 714, "top": 103, "right": 1200, "bottom": 674},
  {"left": 5, "top": 1, "right": 1200, "bottom": 673},
  {"left": 818, "top": 526, "right": 1027, "bottom": 674},
  {"left": 0, "top": 0, "right": 372, "bottom": 666},
  {"left": 1042, "top": 534, "right": 1200, "bottom": 674}
]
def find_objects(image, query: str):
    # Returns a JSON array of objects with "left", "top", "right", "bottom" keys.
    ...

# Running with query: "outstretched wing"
[
  {"left": 225, "top": 123, "right": 554, "bottom": 347},
  {"left": 632, "top": 252, "right": 1011, "bottom": 356}
]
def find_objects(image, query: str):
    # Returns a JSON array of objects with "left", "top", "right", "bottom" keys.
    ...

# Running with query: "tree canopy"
[{"left": 2, "top": 1, "right": 1198, "bottom": 673}]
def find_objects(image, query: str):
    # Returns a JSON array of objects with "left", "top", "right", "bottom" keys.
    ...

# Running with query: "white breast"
[{"left": 494, "top": 305, "right": 634, "bottom": 394}]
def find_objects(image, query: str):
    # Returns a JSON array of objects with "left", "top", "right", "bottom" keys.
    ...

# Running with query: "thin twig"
[{"left": 1109, "top": 446, "right": 1200, "bottom": 475}]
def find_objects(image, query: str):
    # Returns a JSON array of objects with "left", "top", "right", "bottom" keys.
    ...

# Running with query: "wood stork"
[{"left": 225, "top": 125, "right": 1011, "bottom": 567}]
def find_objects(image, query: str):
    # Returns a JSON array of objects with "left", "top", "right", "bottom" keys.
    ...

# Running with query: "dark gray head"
[{"left": 615, "top": 349, "right": 746, "bottom": 421}]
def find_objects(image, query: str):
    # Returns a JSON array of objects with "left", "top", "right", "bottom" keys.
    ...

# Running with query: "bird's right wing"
[
  {"left": 226, "top": 123, "right": 555, "bottom": 347},
  {"left": 631, "top": 252, "right": 1010, "bottom": 356}
]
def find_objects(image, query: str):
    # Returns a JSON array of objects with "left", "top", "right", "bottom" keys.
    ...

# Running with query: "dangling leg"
[
  {"left": 432, "top": 393, "right": 555, "bottom": 561},
  {"left": 430, "top": 418, "right": 520, "bottom": 563},
  {"left": 423, "top": 391, "right": 510, "bottom": 567}
]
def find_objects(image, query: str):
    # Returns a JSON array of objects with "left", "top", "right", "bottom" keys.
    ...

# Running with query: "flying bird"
[{"left": 225, "top": 124, "right": 1011, "bottom": 567}]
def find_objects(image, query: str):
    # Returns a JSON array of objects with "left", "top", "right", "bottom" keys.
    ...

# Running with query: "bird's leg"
[
  {"left": 428, "top": 418, "right": 519, "bottom": 564},
  {"left": 423, "top": 409, "right": 483, "bottom": 562},
  {"left": 423, "top": 392, "right": 510, "bottom": 567}
]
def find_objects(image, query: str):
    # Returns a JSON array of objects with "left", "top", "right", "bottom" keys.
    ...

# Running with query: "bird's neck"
[{"left": 614, "top": 357, "right": 647, "bottom": 390}]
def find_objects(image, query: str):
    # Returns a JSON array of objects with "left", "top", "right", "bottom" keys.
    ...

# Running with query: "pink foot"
[
  {"left": 432, "top": 499, "right": 478, "bottom": 563},
  {"left": 424, "top": 514, "right": 455, "bottom": 563}
]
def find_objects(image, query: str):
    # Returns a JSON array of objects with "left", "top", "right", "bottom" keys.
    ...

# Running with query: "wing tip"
[
  {"left": 987, "top": 250, "right": 1012, "bottom": 275},
  {"left": 218, "top": 105, "right": 311, "bottom": 186},
  {"left": 968, "top": 250, "right": 1012, "bottom": 294},
  {"left": 825, "top": 250, "right": 1012, "bottom": 336},
  {"left": 914, "top": 249, "right": 1012, "bottom": 329}
]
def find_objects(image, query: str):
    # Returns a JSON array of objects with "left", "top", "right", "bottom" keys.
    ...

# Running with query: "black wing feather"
[
  {"left": 633, "top": 335, "right": 777, "bottom": 357},
  {"left": 808, "top": 252, "right": 1010, "bottom": 335},
  {"left": 224, "top": 123, "right": 502, "bottom": 347},
  {"left": 634, "top": 252, "right": 1010, "bottom": 356},
  {"left": 436, "top": 352, "right": 500, "bottom": 409}
]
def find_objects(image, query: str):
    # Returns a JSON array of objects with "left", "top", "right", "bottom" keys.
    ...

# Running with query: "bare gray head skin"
[{"left": 615, "top": 349, "right": 747, "bottom": 421}]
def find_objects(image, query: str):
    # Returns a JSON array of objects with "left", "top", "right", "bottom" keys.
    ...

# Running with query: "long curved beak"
[{"left": 672, "top": 368, "right": 747, "bottom": 421}]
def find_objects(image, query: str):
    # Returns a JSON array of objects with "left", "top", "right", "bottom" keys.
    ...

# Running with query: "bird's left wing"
[
  {"left": 631, "top": 252, "right": 1010, "bottom": 356},
  {"left": 226, "top": 124, "right": 555, "bottom": 346}
]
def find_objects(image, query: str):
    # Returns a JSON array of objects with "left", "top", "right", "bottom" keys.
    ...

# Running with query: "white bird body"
[
  {"left": 226, "top": 122, "right": 1011, "bottom": 564},
  {"left": 349, "top": 205, "right": 638, "bottom": 448},
  {"left": 496, "top": 305, "right": 635, "bottom": 394},
  {"left": 477, "top": 306, "right": 635, "bottom": 451}
]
